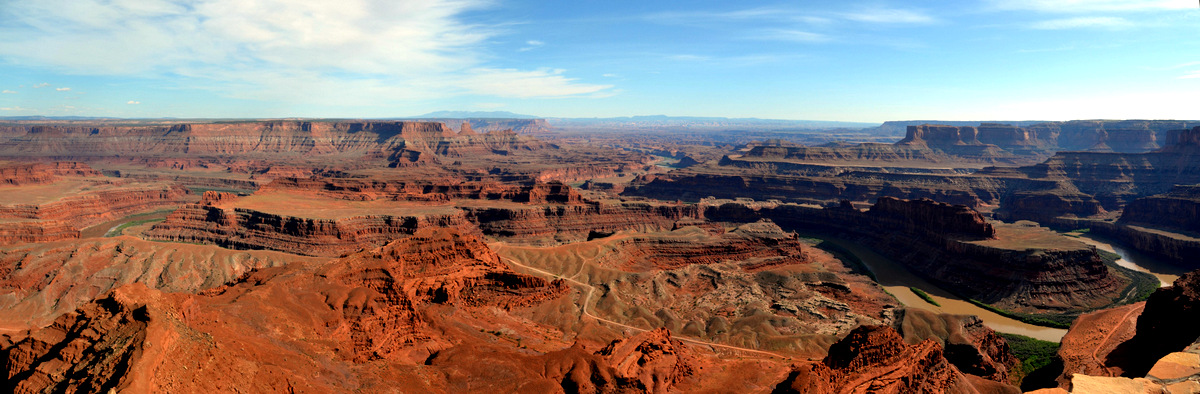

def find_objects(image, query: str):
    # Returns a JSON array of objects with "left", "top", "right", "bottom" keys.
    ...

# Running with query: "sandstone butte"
[{"left": 4, "top": 118, "right": 1200, "bottom": 392}]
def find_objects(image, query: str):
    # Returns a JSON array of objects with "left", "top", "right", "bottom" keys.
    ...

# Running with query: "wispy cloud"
[
  {"left": 756, "top": 29, "right": 831, "bottom": 43},
  {"left": 0, "top": 106, "right": 28, "bottom": 111},
  {"left": 518, "top": 39, "right": 544, "bottom": 52},
  {"left": 989, "top": 0, "right": 1192, "bottom": 12},
  {"left": 1, "top": 90, "right": 15, "bottom": 94},
  {"left": 126, "top": 100, "right": 141, "bottom": 104},
  {"left": 459, "top": 68, "right": 613, "bottom": 98},
  {"left": 842, "top": 9, "right": 936, "bottom": 24},
  {"left": 32, "top": 83, "right": 50, "bottom": 88},
  {"left": 55, "top": 87, "right": 71, "bottom": 91},
  {"left": 1031, "top": 16, "right": 1132, "bottom": 29},
  {"left": 0, "top": 0, "right": 611, "bottom": 104},
  {"left": 648, "top": 7, "right": 802, "bottom": 24}
]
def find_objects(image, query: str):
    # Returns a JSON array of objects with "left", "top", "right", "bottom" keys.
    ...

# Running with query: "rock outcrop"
[
  {"left": 2, "top": 228, "right": 570, "bottom": 392},
  {"left": 1054, "top": 269, "right": 1200, "bottom": 391},
  {"left": 592, "top": 220, "right": 813, "bottom": 271},
  {"left": 1119, "top": 184, "right": 1200, "bottom": 234},
  {"left": 772, "top": 325, "right": 1020, "bottom": 393},
  {"left": 894, "top": 309, "right": 1020, "bottom": 385},
  {"left": 593, "top": 328, "right": 698, "bottom": 393},
  {"left": 146, "top": 201, "right": 479, "bottom": 257},
  {"left": 736, "top": 199, "right": 1126, "bottom": 315},
  {"left": 0, "top": 236, "right": 313, "bottom": 332},
  {"left": 260, "top": 177, "right": 582, "bottom": 204},
  {"left": 464, "top": 201, "right": 702, "bottom": 245},
  {"left": 1111, "top": 270, "right": 1200, "bottom": 376},
  {"left": 0, "top": 161, "right": 100, "bottom": 185},
  {"left": 867, "top": 196, "right": 995, "bottom": 239},
  {"left": 0, "top": 176, "right": 192, "bottom": 245},
  {"left": 1055, "top": 302, "right": 1144, "bottom": 385},
  {"left": 1, "top": 284, "right": 174, "bottom": 393}
]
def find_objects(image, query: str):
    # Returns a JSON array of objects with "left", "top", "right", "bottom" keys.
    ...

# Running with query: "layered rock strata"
[
  {"left": 260, "top": 177, "right": 582, "bottom": 204},
  {"left": 706, "top": 198, "right": 1130, "bottom": 315},
  {"left": 1, "top": 228, "right": 573, "bottom": 392},
  {"left": 894, "top": 309, "right": 1020, "bottom": 385},
  {"left": 0, "top": 178, "right": 192, "bottom": 245},
  {"left": 772, "top": 325, "right": 1020, "bottom": 393},
  {"left": 462, "top": 201, "right": 702, "bottom": 244},
  {"left": 0, "top": 161, "right": 100, "bottom": 185},
  {"left": 146, "top": 200, "right": 479, "bottom": 257}
]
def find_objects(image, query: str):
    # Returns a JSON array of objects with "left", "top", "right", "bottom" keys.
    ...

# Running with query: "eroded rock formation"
[
  {"left": 0, "top": 161, "right": 100, "bottom": 185},
  {"left": 772, "top": 325, "right": 1019, "bottom": 393},
  {"left": 1054, "top": 269, "right": 1200, "bottom": 391},
  {"left": 1, "top": 228, "right": 570, "bottom": 392}
]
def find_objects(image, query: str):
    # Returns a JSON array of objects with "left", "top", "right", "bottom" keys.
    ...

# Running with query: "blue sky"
[{"left": 0, "top": 0, "right": 1197, "bottom": 122}]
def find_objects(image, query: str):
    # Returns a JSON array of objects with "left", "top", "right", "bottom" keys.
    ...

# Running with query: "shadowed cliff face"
[
  {"left": 772, "top": 325, "right": 1020, "bottom": 394},
  {"left": 1109, "top": 270, "right": 1200, "bottom": 376},
  {"left": 1053, "top": 269, "right": 1200, "bottom": 391},
  {"left": 1119, "top": 184, "right": 1200, "bottom": 233},
  {"left": 867, "top": 196, "right": 996, "bottom": 239}
]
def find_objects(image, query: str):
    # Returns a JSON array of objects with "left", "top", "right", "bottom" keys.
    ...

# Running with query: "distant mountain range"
[
  {"left": 545, "top": 115, "right": 879, "bottom": 130},
  {"left": 412, "top": 111, "right": 541, "bottom": 119}
]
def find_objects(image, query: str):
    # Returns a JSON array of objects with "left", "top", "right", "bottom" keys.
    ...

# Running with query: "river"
[
  {"left": 813, "top": 236, "right": 1070, "bottom": 342},
  {"left": 1073, "top": 233, "right": 1188, "bottom": 287},
  {"left": 816, "top": 233, "right": 1190, "bottom": 342}
]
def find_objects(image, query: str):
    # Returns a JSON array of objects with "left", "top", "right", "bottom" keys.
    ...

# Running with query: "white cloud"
[
  {"left": 518, "top": 39, "right": 544, "bottom": 52},
  {"left": 649, "top": 7, "right": 799, "bottom": 24},
  {"left": 127, "top": 100, "right": 141, "bottom": 104},
  {"left": 1031, "top": 16, "right": 1132, "bottom": 29},
  {"left": 1180, "top": 70, "right": 1200, "bottom": 79},
  {"left": 1, "top": 90, "right": 15, "bottom": 94},
  {"left": 1, "top": 106, "right": 27, "bottom": 111},
  {"left": 842, "top": 9, "right": 935, "bottom": 24},
  {"left": 757, "top": 29, "right": 830, "bottom": 43},
  {"left": 32, "top": 83, "right": 50, "bottom": 88},
  {"left": 55, "top": 87, "right": 71, "bottom": 91},
  {"left": 990, "top": 0, "right": 1192, "bottom": 12},
  {"left": 459, "top": 68, "right": 613, "bottom": 98},
  {"left": 0, "top": 0, "right": 610, "bottom": 103}
]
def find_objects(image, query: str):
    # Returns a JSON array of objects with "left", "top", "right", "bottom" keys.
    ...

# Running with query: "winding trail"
[
  {"left": 500, "top": 256, "right": 796, "bottom": 360},
  {"left": 1091, "top": 304, "right": 1144, "bottom": 367}
]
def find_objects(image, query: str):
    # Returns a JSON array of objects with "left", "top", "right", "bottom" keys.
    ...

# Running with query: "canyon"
[{"left": 2, "top": 117, "right": 1198, "bottom": 392}]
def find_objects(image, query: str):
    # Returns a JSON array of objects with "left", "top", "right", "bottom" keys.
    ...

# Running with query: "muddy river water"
[
  {"left": 1073, "top": 233, "right": 1188, "bottom": 287},
  {"left": 815, "top": 234, "right": 1188, "bottom": 343},
  {"left": 815, "top": 236, "right": 1071, "bottom": 342}
]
